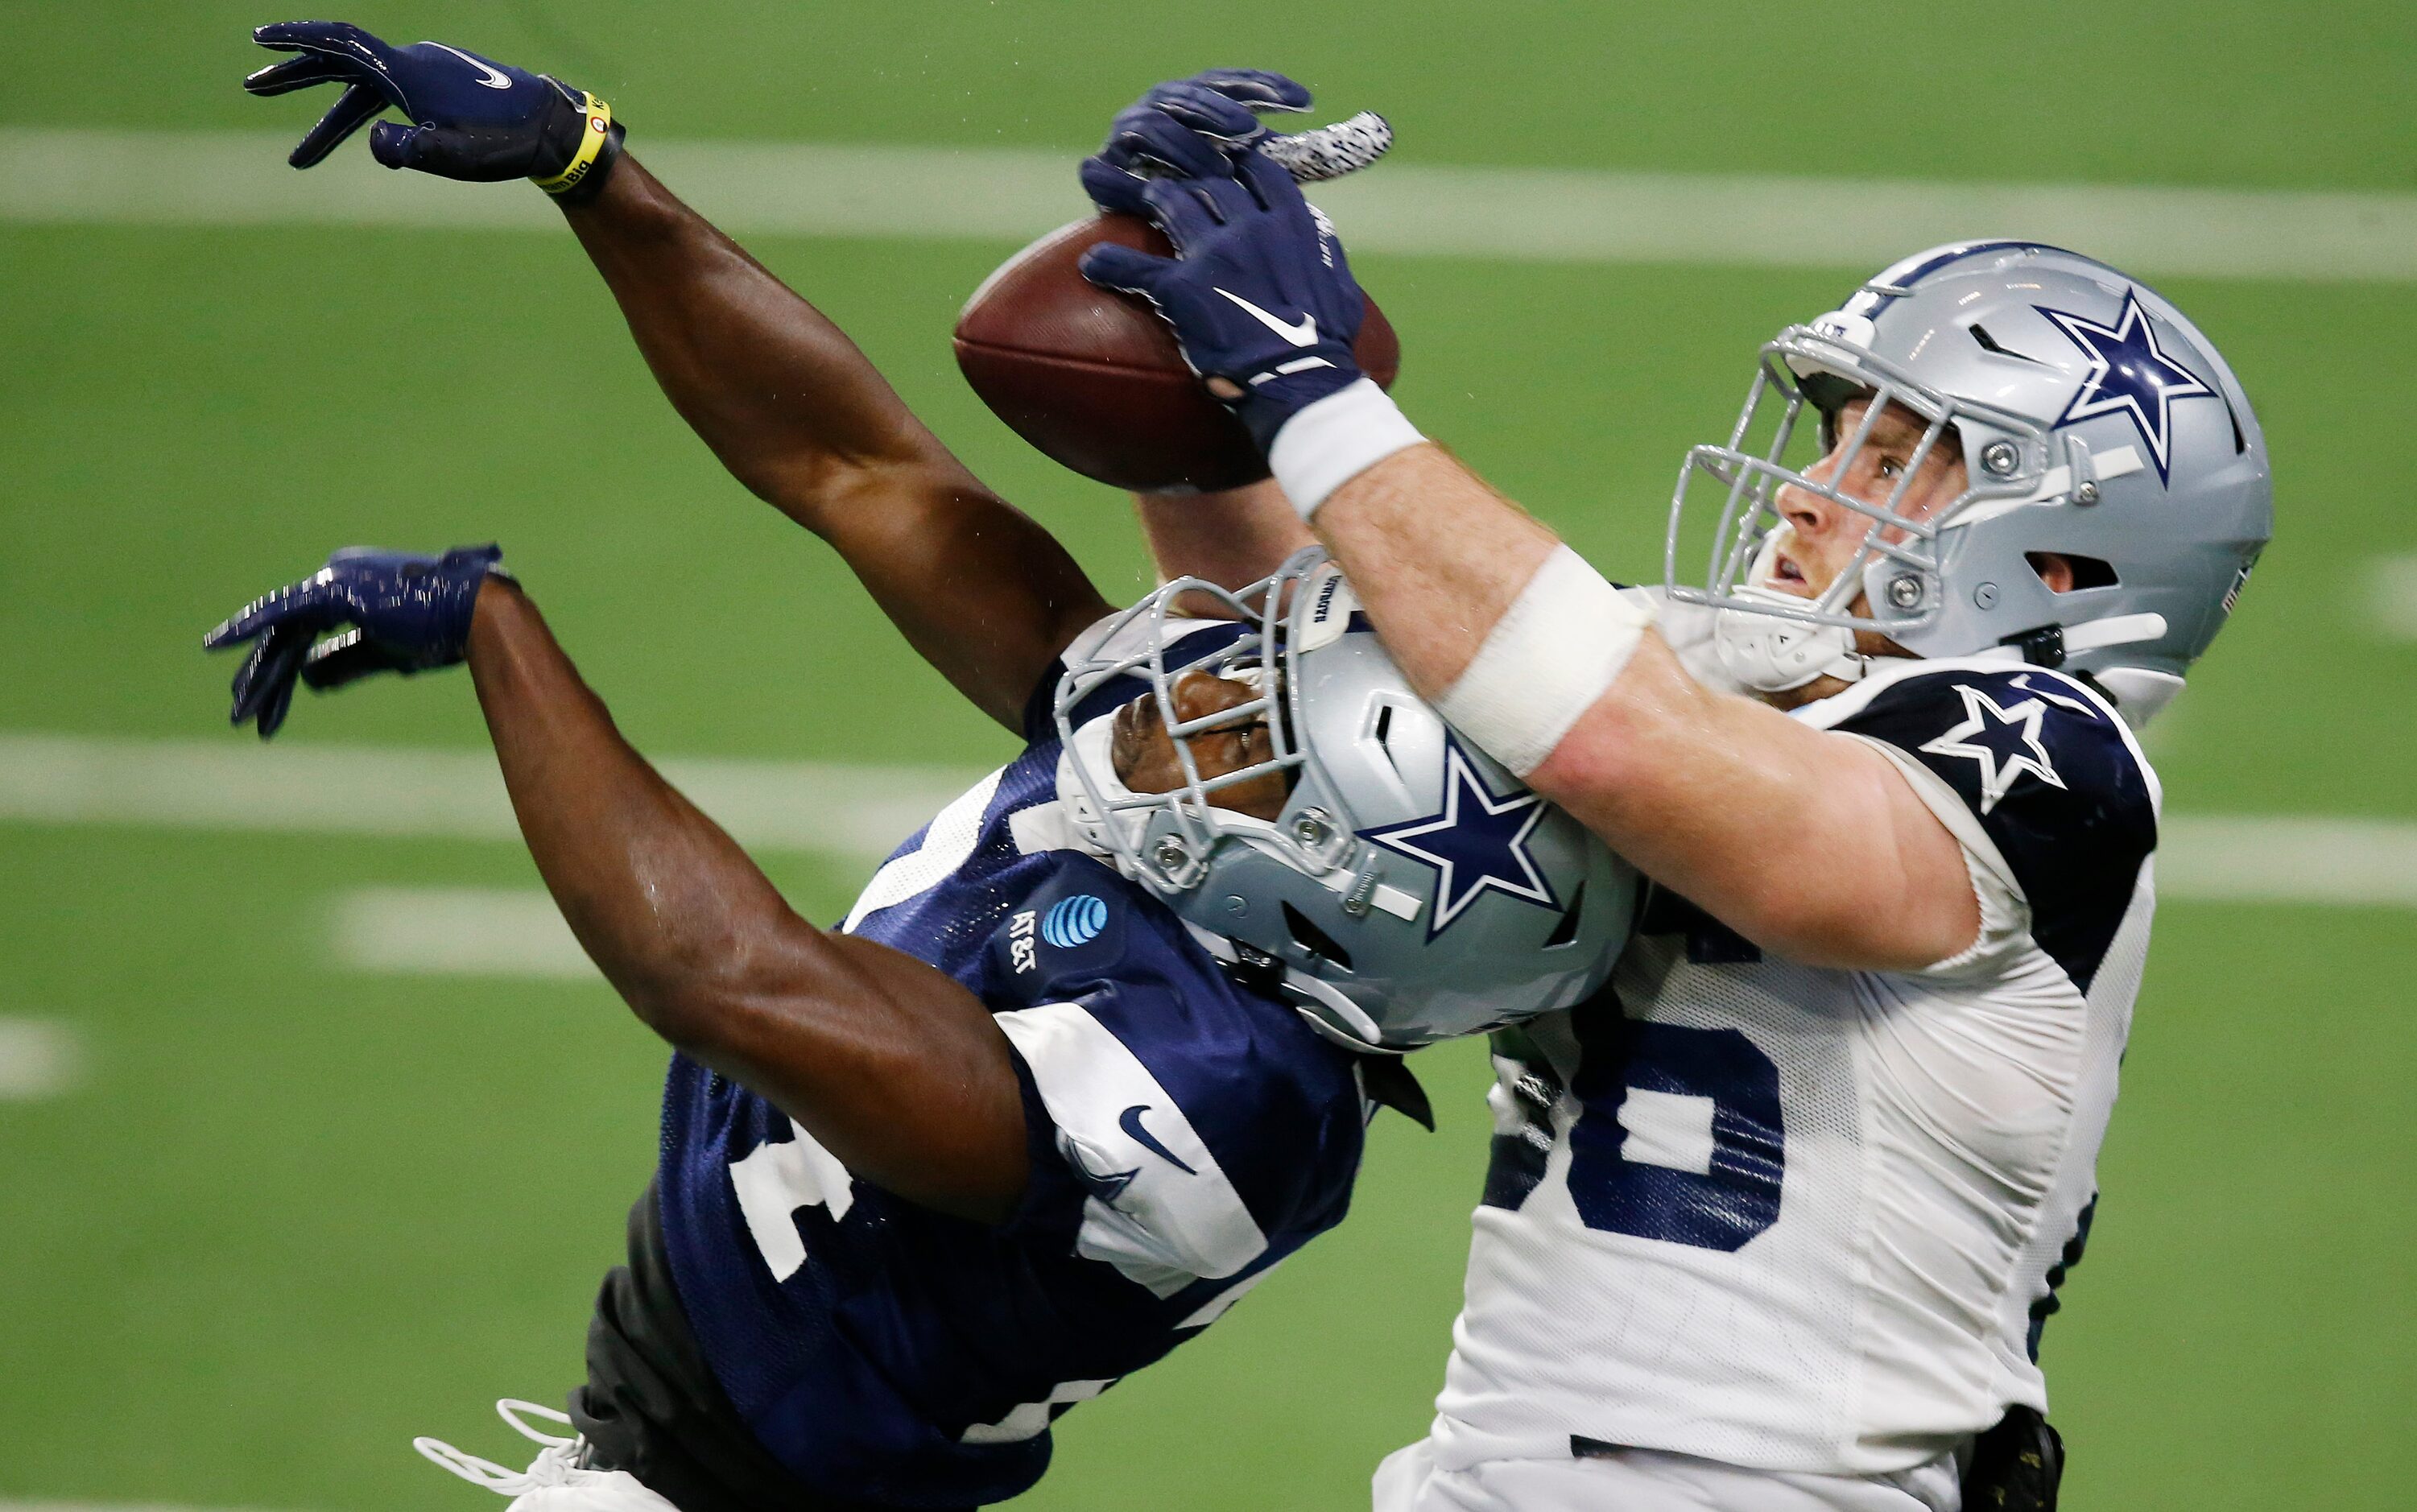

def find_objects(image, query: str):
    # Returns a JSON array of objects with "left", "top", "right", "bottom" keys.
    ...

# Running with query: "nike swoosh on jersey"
[
  {"left": 1118, "top": 1104, "right": 1200, "bottom": 1175},
  {"left": 430, "top": 43, "right": 514, "bottom": 89},
  {"left": 1213, "top": 288, "right": 1319, "bottom": 348}
]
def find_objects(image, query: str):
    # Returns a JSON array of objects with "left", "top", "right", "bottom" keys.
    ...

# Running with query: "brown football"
[{"left": 954, "top": 213, "right": 1400, "bottom": 494}]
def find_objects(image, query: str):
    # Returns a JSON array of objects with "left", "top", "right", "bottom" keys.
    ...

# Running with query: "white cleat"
[{"left": 415, "top": 1399, "right": 684, "bottom": 1512}]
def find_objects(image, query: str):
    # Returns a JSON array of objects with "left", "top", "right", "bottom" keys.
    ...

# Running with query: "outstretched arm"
[
  {"left": 467, "top": 579, "right": 1029, "bottom": 1221},
  {"left": 203, "top": 548, "right": 1029, "bottom": 1216},
  {"left": 243, "top": 22, "right": 1110, "bottom": 732},
  {"left": 558, "top": 158, "right": 1109, "bottom": 728}
]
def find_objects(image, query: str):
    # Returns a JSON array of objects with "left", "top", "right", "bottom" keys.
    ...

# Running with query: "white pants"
[{"left": 1374, "top": 1438, "right": 1954, "bottom": 1512}]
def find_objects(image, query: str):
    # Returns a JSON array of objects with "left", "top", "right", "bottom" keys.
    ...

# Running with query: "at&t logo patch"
[{"left": 1041, "top": 894, "right": 1109, "bottom": 948}]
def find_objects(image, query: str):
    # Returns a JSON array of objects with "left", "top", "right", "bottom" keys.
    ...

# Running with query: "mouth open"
[{"left": 1765, "top": 551, "right": 1814, "bottom": 597}]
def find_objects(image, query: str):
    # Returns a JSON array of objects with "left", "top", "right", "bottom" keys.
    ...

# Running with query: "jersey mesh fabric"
[
  {"left": 1430, "top": 660, "right": 2156, "bottom": 1487},
  {"left": 652, "top": 614, "right": 1367, "bottom": 1509}
]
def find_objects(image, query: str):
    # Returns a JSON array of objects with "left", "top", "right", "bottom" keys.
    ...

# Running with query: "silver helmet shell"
[
  {"left": 1668, "top": 242, "right": 2272, "bottom": 721},
  {"left": 1055, "top": 550, "right": 1634, "bottom": 1051}
]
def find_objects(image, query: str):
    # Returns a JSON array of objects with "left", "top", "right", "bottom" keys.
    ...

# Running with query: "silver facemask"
[
  {"left": 1054, "top": 549, "right": 1634, "bottom": 1051},
  {"left": 1668, "top": 242, "right": 2272, "bottom": 721}
]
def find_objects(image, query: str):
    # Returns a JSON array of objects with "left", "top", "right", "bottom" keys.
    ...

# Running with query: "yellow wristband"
[{"left": 532, "top": 92, "right": 614, "bottom": 196}]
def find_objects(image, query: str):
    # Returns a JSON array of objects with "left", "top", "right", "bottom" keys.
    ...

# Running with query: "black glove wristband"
[
  {"left": 548, "top": 121, "right": 625, "bottom": 204},
  {"left": 533, "top": 88, "right": 623, "bottom": 202}
]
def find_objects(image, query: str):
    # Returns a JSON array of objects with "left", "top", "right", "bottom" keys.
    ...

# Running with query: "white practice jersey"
[{"left": 1428, "top": 655, "right": 2160, "bottom": 1485}]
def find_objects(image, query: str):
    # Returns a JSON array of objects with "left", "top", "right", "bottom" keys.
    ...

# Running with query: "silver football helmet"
[
  {"left": 1667, "top": 241, "right": 2273, "bottom": 721},
  {"left": 1055, "top": 549, "right": 1634, "bottom": 1051}
]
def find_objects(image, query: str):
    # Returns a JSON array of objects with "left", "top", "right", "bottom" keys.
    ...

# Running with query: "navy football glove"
[
  {"left": 203, "top": 544, "right": 506, "bottom": 738},
  {"left": 1080, "top": 147, "right": 1369, "bottom": 450},
  {"left": 1089, "top": 71, "right": 1315, "bottom": 181},
  {"left": 1082, "top": 71, "right": 1390, "bottom": 196},
  {"left": 244, "top": 22, "right": 622, "bottom": 200}
]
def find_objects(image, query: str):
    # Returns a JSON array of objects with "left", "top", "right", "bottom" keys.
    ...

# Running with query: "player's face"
[
  {"left": 1759, "top": 397, "right": 1969, "bottom": 610},
  {"left": 1110, "top": 669, "right": 1293, "bottom": 821}
]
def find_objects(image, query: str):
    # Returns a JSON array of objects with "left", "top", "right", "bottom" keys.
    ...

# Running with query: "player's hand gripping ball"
[
  {"left": 954, "top": 72, "right": 1399, "bottom": 493},
  {"left": 245, "top": 21, "right": 622, "bottom": 199},
  {"left": 202, "top": 545, "right": 506, "bottom": 738}
]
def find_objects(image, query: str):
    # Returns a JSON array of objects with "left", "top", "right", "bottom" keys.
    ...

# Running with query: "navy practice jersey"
[
  {"left": 1440, "top": 658, "right": 2159, "bottom": 1481},
  {"left": 655, "top": 617, "right": 1368, "bottom": 1509}
]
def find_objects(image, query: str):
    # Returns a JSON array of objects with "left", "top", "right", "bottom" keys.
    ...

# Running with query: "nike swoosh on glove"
[
  {"left": 1078, "top": 147, "right": 1367, "bottom": 452},
  {"left": 245, "top": 21, "right": 621, "bottom": 198},
  {"left": 203, "top": 544, "right": 505, "bottom": 738}
]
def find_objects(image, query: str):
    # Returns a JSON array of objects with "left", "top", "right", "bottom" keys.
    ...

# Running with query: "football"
[{"left": 954, "top": 213, "right": 1401, "bottom": 494}]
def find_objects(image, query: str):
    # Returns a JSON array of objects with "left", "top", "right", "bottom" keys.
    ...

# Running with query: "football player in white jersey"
[{"left": 1078, "top": 81, "right": 2271, "bottom": 1512}]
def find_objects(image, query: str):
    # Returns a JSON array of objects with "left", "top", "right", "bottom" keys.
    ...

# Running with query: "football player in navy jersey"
[
  {"left": 218, "top": 27, "right": 1634, "bottom": 1512},
  {"left": 1075, "top": 80, "right": 2272, "bottom": 1512}
]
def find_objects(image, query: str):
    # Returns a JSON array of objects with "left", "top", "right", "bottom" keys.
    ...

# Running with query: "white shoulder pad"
[{"left": 996, "top": 1001, "right": 1270, "bottom": 1297}]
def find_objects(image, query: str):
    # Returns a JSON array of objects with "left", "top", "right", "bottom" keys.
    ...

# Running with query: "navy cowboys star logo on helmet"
[
  {"left": 1359, "top": 735, "right": 1561, "bottom": 938},
  {"left": 2036, "top": 288, "right": 2217, "bottom": 484}
]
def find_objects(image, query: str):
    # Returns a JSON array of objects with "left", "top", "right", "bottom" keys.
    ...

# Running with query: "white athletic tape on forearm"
[
  {"left": 1435, "top": 545, "right": 1656, "bottom": 776},
  {"left": 1270, "top": 379, "right": 1427, "bottom": 520},
  {"left": 1262, "top": 112, "right": 1394, "bottom": 182}
]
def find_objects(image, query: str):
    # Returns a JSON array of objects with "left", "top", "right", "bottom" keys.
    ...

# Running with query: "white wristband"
[
  {"left": 1434, "top": 545, "right": 1657, "bottom": 777},
  {"left": 1268, "top": 378, "right": 1426, "bottom": 520}
]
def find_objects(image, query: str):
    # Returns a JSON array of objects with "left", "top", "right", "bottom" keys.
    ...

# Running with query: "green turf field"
[{"left": 3, "top": 3, "right": 2413, "bottom": 1508}]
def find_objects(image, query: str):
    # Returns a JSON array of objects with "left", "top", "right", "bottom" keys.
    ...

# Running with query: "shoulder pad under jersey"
[{"left": 1823, "top": 663, "right": 2157, "bottom": 991}]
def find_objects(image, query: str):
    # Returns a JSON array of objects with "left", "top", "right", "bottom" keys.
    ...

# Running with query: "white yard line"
[
  {"left": 2156, "top": 816, "right": 2417, "bottom": 908},
  {"left": 331, "top": 831, "right": 2417, "bottom": 985},
  {"left": 0, "top": 731, "right": 978, "bottom": 862},
  {"left": 326, "top": 810, "right": 2417, "bottom": 981},
  {"left": 5, "top": 127, "right": 2416, "bottom": 282},
  {"left": 2365, "top": 554, "right": 2417, "bottom": 642},
  {"left": 0, "top": 1018, "right": 86, "bottom": 1101},
  {"left": 331, "top": 887, "right": 595, "bottom": 979},
  {"left": 2, "top": 732, "right": 2411, "bottom": 913},
  {"left": 331, "top": 812, "right": 2417, "bottom": 980}
]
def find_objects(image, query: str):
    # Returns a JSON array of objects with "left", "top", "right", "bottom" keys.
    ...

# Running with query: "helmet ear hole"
[
  {"left": 1366, "top": 700, "right": 1403, "bottom": 785},
  {"left": 2030, "top": 552, "right": 2119, "bottom": 592},
  {"left": 1281, "top": 901, "right": 1354, "bottom": 972},
  {"left": 1542, "top": 883, "right": 1585, "bottom": 949}
]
